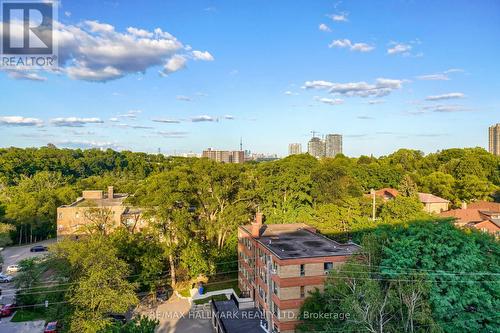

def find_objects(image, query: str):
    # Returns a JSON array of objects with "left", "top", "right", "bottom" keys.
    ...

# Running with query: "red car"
[
  {"left": 44, "top": 321, "right": 59, "bottom": 333},
  {"left": 0, "top": 304, "right": 15, "bottom": 317}
]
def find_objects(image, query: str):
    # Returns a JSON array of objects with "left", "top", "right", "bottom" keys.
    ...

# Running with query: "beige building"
[
  {"left": 489, "top": 123, "right": 500, "bottom": 156},
  {"left": 417, "top": 192, "right": 450, "bottom": 214},
  {"left": 202, "top": 148, "right": 245, "bottom": 163},
  {"left": 325, "top": 134, "right": 342, "bottom": 157},
  {"left": 288, "top": 143, "right": 302, "bottom": 155},
  {"left": 307, "top": 136, "right": 324, "bottom": 158},
  {"left": 57, "top": 186, "right": 146, "bottom": 239},
  {"left": 237, "top": 214, "right": 360, "bottom": 333}
]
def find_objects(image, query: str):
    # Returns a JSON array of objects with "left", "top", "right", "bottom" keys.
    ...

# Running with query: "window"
[
  {"left": 300, "top": 264, "right": 305, "bottom": 276},
  {"left": 324, "top": 262, "right": 334, "bottom": 274},
  {"left": 272, "top": 260, "right": 278, "bottom": 274},
  {"left": 272, "top": 280, "right": 278, "bottom": 296},
  {"left": 75, "top": 212, "right": 79, "bottom": 218},
  {"left": 300, "top": 286, "right": 305, "bottom": 298},
  {"left": 272, "top": 302, "right": 279, "bottom": 318},
  {"left": 57, "top": 212, "right": 63, "bottom": 219}
]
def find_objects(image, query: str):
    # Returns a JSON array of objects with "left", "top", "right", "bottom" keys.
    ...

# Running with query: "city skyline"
[{"left": 1, "top": 0, "right": 499, "bottom": 156}]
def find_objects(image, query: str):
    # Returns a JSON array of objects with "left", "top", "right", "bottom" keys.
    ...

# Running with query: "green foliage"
[
  {"left": 379, "top": 196, "right": 427, "bottom": 222},
  {"left": 299, "top": 220, "right": 499, "bottom": 333},
  {"left": 51, "top": 237, "right": 138, "bottom": 333},
  {"left": 106, "top": 315, "right": 159, "bottom": 333}
]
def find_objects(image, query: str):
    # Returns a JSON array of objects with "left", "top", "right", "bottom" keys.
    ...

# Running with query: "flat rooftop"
[
  {"left": 241, "top": 223, "right": 361, "bottom": 259},
  {"left": 213, "top": 300, "right": 264, "bottom": 333},
  {"left": 61, "top": 193, "right": 129, "bottom": 208}
]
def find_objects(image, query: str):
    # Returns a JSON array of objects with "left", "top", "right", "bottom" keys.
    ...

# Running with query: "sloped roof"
[
  {"left": 440, "top": 208, "right": 484, "bottom": 223},
  {"left": 417, "top": 192, "right": 450, "bottom": 204},
  {"left": 467, "top": 201, "right": 500, "bottom": 211}
]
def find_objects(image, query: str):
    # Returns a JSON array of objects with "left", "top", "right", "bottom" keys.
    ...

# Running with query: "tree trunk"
[
  {"left": 18, "top": 225, "right": 23, "bottom": 245},
  {"left": 169, "top": 254, "right": 176, "bottom": 287}
]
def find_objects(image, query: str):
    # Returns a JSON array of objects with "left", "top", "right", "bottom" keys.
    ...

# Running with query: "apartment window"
[
  {"left": 300, "top": 286, "right": 305, "bottom": 298},
  {"left": 272, "top": 260, "right": 278, "bottom": 274},
  {"left": 272, "top": 280, "right": 278, "bottom": 296},
  {"left": 272, "top": 301, "right": 279, "bottom": 318},
  {"left": 324, "top": 262, "right": 334, "bottom": 274},
  {"left": 300, "top": 264, "right": 305, "bottom": 276}
]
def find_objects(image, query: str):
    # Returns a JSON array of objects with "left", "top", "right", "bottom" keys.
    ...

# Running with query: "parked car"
[
  {"left": 6, "top": 265, "right": 20, "bottom": 273},
  {"left": 44, "top": 321, "right": 60, "bottom": 333},
  {"left": 30, "top": 245, "right": 48, "bottom": 252},
  {"left": 0, "top": 275, "right": 13, "bottom": 283},
  {"left": 0, "top": 304, "right": 15, "bottom": 317}
]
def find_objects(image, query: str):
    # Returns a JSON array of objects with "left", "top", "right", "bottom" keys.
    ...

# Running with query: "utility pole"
[
  {"left": 370, "top": 189, "right": 376, "bottom": 221},
  {"left": 240, "top": 137, "right": 243, "bottom": 151}
]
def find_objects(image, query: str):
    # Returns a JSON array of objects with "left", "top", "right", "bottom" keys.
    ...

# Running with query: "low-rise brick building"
[
  {"left": 56, "top": 186, "right": 146, "bottom": 239},
  {"left": 237, "top": 213, "right": 360, "bottom": 333}
]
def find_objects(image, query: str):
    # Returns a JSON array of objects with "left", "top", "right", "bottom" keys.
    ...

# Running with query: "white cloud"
[
  {"left": 0, "top": 116, "right": 43, "bottom": 126},
  {"left": 2, "top": 19, "right": 212, "bottom": 82},
  {"left": 58, "top": 140, "right": 122, "bottom": 150},
  {"left": 416, "top": 68, "right": 464, "bottom": 81},
  {"left": 387, "top": 43, "right": 412, "bottom": 55},
  {"left": 303, "top": 80, "right": 335, "bottom": 89},
  {"left": 176, "top": 95, "right": 192, "bottom": 102},
  {"left": 224, "top": 115, "right": 235, "bottom": 120},
  {"left": 318, "top": 23, "right": 331, "bottom": 32},
  {"left": 64, "top": 11, "right": 71, "bottom": 17},
  {"left": 152, "top": 118, "right": 181, "bottom": 124},
  {"left": 7, "top": 71, "right": 47, "bottom": 81},
  {"left": 425, "top": 92, "right": 465, "bottom": 101},
  {"left": 126, "top": 27, "right": 153, "bottom": 38},
  {"left": 191, "top": 115, "right": 215, "bottom": 122},
  {"left": 157, "top": 131, "right": 188, "bottom": 138},
  {"left": 118, "top": 110, "right": 142, "bottom": 119},
  {"left": 327, "top": 13, "right": 348, "bottom": 22},
  {"left": 50, "top": 117, "right": 104, "bottom": 127},
  {"left": 367, "top": 100, "right": 385, "bottom": 105},
  {"left": 162, "top": 55, "right": 187, "bottom": 75},
  {"left": 314, "top": 96, "right": 344, "bottom": 105},
  {"left": 109, "top": 117, "right": 119, "bottom": 122},
  {"left": 422, "top": 104, "right": 468, "bottom": 113},
  {"left": 304, "top": 78, "right": 404, "bottom": 97},
  {"left": 329, "top": 39, "right": 374, "bottom": 52},
  {"left": 416, "top": 74, "right": 450, "bottom": 81},
  {"left": 192, "top": 50, "right": 215, "bottom": 61}
]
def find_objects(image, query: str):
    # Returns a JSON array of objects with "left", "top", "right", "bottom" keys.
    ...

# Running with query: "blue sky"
[{"left": 1, "top": 0, "right": 499, "bottom": 156}]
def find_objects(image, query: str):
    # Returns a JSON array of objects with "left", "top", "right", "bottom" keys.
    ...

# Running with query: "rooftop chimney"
[
  {"left": 251, "top": 212, "right": 263, "bottom": 238},
  {"left": 108, "top": 186, "right": 114, "bottom": 199}
]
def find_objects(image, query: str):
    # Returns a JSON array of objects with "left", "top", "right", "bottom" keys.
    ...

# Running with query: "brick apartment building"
[
  {"left": 57, "top": 186, "right": 146, "bottom": 239},
  {"left": 237, "top": 214, "right": 360, "bottom": 333},
  {"left": 202, "top": 148, "right": 245, "bottom": 163}
]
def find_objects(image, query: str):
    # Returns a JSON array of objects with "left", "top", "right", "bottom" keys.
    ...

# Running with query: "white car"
[
  {"left": 6, "top": 265, "right": 20, "bottom": 273},
  {"left": 0, "top": 274, "right": 13, "bottom": 283}
]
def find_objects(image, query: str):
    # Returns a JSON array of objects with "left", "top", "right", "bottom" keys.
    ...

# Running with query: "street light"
[{"left": 370, "top": 189, "right": 376, "bottom": 221}]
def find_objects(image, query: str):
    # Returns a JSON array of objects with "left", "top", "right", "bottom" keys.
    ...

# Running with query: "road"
[{"left": 0, "top": 240, "right": 56, "bottom": 333}]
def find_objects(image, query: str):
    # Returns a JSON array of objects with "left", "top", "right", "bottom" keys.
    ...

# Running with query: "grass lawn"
[
  {"left": 11, "top": 309, "right": 47, "bottom": 322},
  {"left": 204, "top": 278, "right": 240, "bottom": 295},
  {"left": 193, "top": 294, "right": 228, "bottom": 305}
]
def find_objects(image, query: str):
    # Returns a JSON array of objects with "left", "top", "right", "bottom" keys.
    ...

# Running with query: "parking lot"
[{"left": 0, "top": 240, "right": 56, "bottom": 333}]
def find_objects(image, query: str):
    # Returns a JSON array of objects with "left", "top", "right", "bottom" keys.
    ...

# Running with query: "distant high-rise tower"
[
  {"left": 307, "top": 137, "right": 325, "bottom": 158},
  {"left": 288, "top": 143, "right": 302, "bottom": 155},
  {"left": 325, "top": 134, "right": 342, "bottom": 157},
  {"left": 489, "top": 123, "right": 500, "bottom": 156}
]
